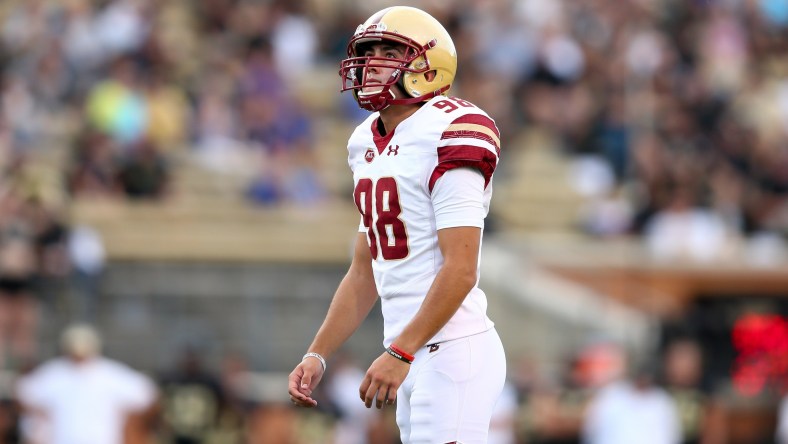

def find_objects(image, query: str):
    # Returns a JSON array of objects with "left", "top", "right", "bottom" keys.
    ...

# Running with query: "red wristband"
[{"left": 388, "top": 344, "right": 415, "bottom": 364}]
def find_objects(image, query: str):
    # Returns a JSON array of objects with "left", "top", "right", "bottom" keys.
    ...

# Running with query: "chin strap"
[
  {"left": 356, "top": 89, "right": 394, "bottom": 112},
  {"left": 388, "top": 84, "right": 451, "bottom": 106},
  {"left": 358, "top": 84, "right": 451, "bottom": 112}
]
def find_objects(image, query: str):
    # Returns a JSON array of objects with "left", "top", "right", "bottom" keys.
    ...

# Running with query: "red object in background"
[{"left": 731, "top": 313, "right": 788, "bottom": 396}]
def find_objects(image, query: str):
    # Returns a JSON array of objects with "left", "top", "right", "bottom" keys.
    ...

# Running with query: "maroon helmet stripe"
[
  {"left": 368, "top": 8, "right": 391, "bottom": 25},
  {"left": 449, "top": 114, "right": 500, "bottom": 138},
  {"left": 429, "top": 145, "right": 498, "bottom": 192}
]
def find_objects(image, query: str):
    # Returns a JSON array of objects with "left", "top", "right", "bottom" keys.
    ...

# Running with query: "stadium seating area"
[{"left": 1, "top": 0, "right": 787, "bottom": 442}]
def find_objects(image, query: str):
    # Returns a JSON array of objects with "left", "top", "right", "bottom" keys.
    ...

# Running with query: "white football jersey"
[{"left": 347, "top": 95, "right": 501, "bottom": 347}]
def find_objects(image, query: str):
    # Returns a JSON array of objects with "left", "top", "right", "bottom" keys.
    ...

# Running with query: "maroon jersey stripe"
[
  {"left": 437, "top": 144, "right": 498, "bottom": 163},
  {"left": 448, "top": 114, "right": 500, "bottom": 138},
  {"left": 440, "top": 131, "right": 500, "bottom": 154},
  {"left": 429, "top": 145, "right": 498, "bottom": 192}
]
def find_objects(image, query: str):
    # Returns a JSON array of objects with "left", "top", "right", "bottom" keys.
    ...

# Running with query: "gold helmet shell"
[{"left": 339, "top": 7, "right": 457, "bottom": 111}]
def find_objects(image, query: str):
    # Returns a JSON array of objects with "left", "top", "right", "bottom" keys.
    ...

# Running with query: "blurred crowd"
[
  {"left": 3, "top": 326, "right": 787, "bottom": 443},
  {"left": 0, "top": 0, "right": 784, "bottom": 229},
  {"left": 0, "top": 0, "right": 326, "bottom": 206},
  {"left": 441, "top": 0, "right": 788, "bottom": 265},
  {"left": 0, "top": 0, "right": 787, "bottom": 442}
]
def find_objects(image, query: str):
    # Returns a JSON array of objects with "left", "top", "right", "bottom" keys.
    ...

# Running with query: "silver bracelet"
[{"left": 302, "top": 352, "right": 326, "bottom": 371}]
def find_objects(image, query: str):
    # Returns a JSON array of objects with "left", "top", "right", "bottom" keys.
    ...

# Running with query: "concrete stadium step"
[
  {"left": 493, "top": 144, "right": 585, "bottom": 232},
  {"left": 70, "top": 198, "right": 360, "bottom": 263},
  {"left": 60, "top": 261, "right": 385, "bottom": 373}
]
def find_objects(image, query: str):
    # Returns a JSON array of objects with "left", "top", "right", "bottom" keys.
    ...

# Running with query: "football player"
[{"left": 288, "top": 6, "right": 505, "bottom": 443}]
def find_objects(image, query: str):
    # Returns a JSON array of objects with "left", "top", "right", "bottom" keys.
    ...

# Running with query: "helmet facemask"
[{"left": 340, "top": 29, "right": 441, "bottom": 112}]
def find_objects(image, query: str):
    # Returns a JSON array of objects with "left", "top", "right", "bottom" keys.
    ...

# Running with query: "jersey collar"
[{"left": 371, "top": 117, "right": 396, "bottom": 155}]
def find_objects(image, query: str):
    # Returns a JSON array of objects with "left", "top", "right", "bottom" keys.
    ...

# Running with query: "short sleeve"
[
  {"left": 429, "top": 113, "right": 500, "bottom": 192},
  {"left": 431, "top": 167, "right": 486, "bottom": 230},
  {"left": 113, "top": 365, "right": 157, "bottom": 411},
  {"left": 16, "top": 370, "right": 50, "bottom": 410}
]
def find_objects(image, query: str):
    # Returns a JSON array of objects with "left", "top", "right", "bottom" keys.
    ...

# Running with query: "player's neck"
[{"left": 378, "top": 103, "right": 421, "bottom": 135}]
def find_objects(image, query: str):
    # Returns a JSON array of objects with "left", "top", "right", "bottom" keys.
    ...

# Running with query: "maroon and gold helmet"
[{"left": 339, "top": 6, "right": 457, "bottom": 112}]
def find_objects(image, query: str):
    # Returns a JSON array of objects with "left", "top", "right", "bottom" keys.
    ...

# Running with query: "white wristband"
[{"left": 302, "top": 352, "right": 326, "bottom": 371}]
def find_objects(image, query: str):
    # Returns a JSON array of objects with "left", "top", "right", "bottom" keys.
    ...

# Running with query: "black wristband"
[{"left": 385, "top": 346, "right": 413, "bottom": 364}]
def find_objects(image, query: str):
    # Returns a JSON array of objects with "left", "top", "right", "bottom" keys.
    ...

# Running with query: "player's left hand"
[{"left": 359, "top": 351, "right": 410, "bottom": 409}]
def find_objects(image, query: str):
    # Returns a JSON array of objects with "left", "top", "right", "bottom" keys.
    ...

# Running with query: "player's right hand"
[{"left": 288, "top": 359, "right": 324, "bottom": 408}]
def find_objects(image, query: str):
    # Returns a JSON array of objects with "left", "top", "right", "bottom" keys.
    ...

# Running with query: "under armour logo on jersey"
[
  {"left": 387, "top": 145, "right": 400, "bottom": 156},
  {"left": 364, "top": 148, "right": 375, "bottom": 163}
]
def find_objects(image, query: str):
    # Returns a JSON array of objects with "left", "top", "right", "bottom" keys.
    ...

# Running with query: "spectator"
[
  {"left": 66, "top": 224, "right": 106, "bottom": 323},
  {"left": 66, "top": 128, "right": 122, "bottom": 199},
  {"left": 527, "top": 343, "right": 625, "bottom": 444},
  {"left": 142, "top": 69, "right": 189, "bottom": 153},
  {"left": 84, "top": 56, "right": 148, "bottom": 146},
  {"left": 644, "top": 183, "right": 732, "bottom": 263},
  {"left": 488, "top": 379, "right": 518, "bottom": 444},
  {"left": 269, "top": 0, "right": 318, "bottom": 79},
  {"left": 0, "top": 235, "right": 38, "bottom": 371},
  {"left": 660, "top": 337, "right": 730, "bottom": 444},
  {"left": 583, "top": 358, "right": 681, "bottom": 444},
  {"left": 15, "top": 324, "right": 157, "bottom": 444},
  {"left": 117, "top": 139, "right": 170, "bottom": 200},
  {"left": 325, "top": 350, "right": 377, "bottom": 444},
  {"left": 158, "top": 347, "right": 224, "bottom": 444}
]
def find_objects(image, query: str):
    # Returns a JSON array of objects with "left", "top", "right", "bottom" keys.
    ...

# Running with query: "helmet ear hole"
[{"left": 424, "top": 70, "right": 437, "bottom": 82}]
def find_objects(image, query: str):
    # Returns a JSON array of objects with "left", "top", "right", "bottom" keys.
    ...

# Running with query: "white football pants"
[{"left": 396, "top": 327, "right": 506, "bottom": 444}]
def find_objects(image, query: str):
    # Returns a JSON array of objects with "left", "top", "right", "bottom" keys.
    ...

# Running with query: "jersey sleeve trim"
[
  {"left": 430, "top": 112, "right": 500, "bottom": 193},
  {"left": 441, "top": 124, "right": 500, "bottom": 153},
  {"left": 429, "top": 145, "right": 497, "bottom": 192},
  {"left": 440, "top": 114, "right": 501, "bottom": 154},
  {"left": 441, "top": 114, "right": 501, "bottom": 150}
]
